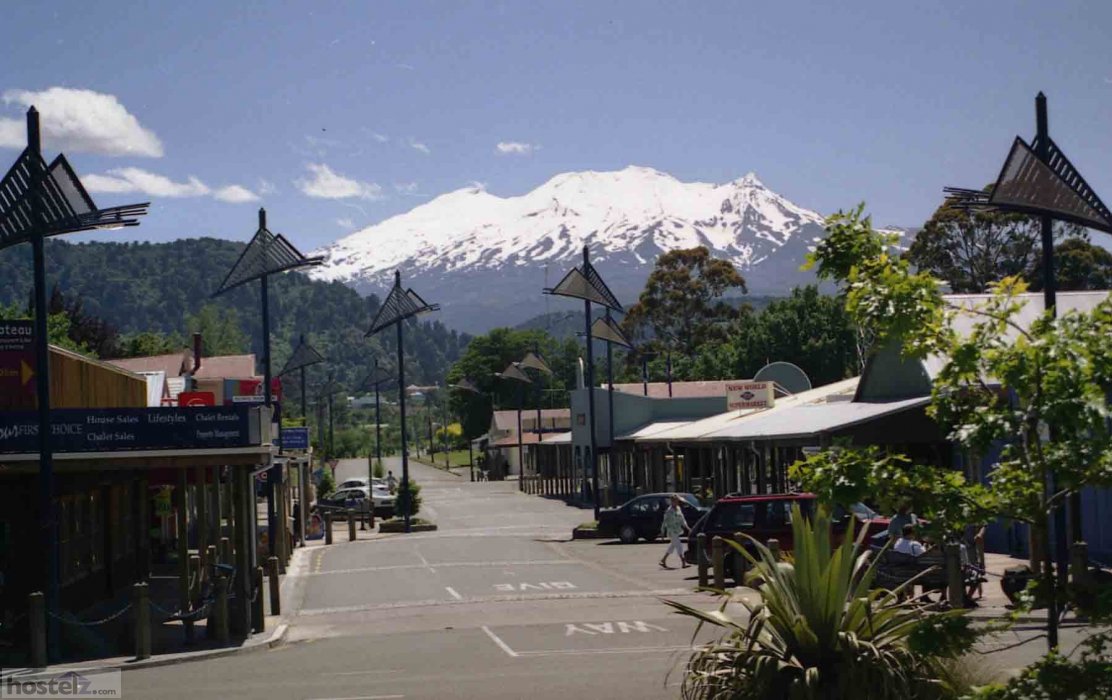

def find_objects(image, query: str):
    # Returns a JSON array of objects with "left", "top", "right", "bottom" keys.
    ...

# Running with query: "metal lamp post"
[
  {"left": 452, "top": 378, "right": 483, "bottom": 482},
  {"left": 588, "top": 313, "right": 634, "bottom": 506},
  {"left": 544, "top": 246, "right": 624, "bottom": 520},
  {"left": 496, "top": 363, "right": 532, "bottom": 490},
  {"left": 362, "top": 358, "right": 393, "bottom": 483},
  {"left": 366, "top": 271, "right": 439, "bottom": 533},
  {"left": 519, "top": 349, "right": 554, "bottom": 489},
  {"left": 945, "top": 91, "right": 1112, "bottom": 648},
  {"left": 0, "top": 108, "right": 149, "bottom": 657},
  {"left": 214, "top": 208, "right": 323, "bottom": 585}
]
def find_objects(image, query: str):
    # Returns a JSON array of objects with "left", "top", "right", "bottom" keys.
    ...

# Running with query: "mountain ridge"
[{"left": 309, "top": 166, "right": 848, "bottom": 331}]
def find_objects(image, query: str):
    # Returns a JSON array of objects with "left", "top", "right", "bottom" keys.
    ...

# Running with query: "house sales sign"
[{"left": 725, "top": 381, "right": 774, "bottom": 411}]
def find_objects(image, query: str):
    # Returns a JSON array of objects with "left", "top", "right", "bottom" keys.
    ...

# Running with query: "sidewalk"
[{"left": 11, "top": 543, "right": 315, "bottom": 677}]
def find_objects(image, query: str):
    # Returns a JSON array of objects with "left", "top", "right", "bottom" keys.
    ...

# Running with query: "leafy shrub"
[
  {"left": 395, "top": 479, "right": 422, "bottom": 518},
  {"left": 664, "top": 505, "right": 972, "bottom": 699},
  {"left": 317, "top": 468, "right": 336, "bottom": 499}
]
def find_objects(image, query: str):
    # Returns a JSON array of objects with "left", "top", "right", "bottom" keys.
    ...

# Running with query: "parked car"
[
  {"left": 337, "top": 476, "right": 389, "bottom": 490},
  {"left": 684, "top": 493, "right": 889, "bottom": 580},
  {"left": 597, "top": 493, "right": 706, "bottom": 544},
  {"left": 317, "top": 485, "right": 395, "bottom": 517}
]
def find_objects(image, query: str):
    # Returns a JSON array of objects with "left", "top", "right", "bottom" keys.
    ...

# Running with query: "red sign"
[
  {"left": 178, "top": 391, "right": 216, "bottom": 407},
  {"left": 0, "top": 320, "right": 35, "bottom": 410}
]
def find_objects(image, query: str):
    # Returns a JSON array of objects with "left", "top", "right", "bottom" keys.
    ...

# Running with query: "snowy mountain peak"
[{"left": 310, "top": 166, "right": 832, "bottom": 331}]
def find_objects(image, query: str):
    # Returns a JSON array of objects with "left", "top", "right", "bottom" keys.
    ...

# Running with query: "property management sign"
[
  {"left": 0, "top": 406, "right": 256, "bottom": 454},
  {"left": 725, "top": 381, "right": 774, "bottom": 411}
]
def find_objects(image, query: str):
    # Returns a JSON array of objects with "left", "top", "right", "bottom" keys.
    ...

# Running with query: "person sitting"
[
  {"left": 887, "top": 503, "right": 919, "bottom": 541},
  {"left": 893, "top": 524, "right": 926, "bottom": 556}
]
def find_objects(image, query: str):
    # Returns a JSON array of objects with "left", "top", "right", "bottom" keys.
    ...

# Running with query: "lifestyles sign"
[
  {"left": 725, "top": 381, "right": 774, "bottom": 411},
  {"left": 0, "top": 406, "right": 257, "bottom": 454}
]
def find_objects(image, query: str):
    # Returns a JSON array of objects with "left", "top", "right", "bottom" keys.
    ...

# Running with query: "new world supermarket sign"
[
  {"left": 0, "top": 406, "right": 258, "bottom": 454},
  {"left": 725, "top": 381, "right": 774, "bottom": 411}
]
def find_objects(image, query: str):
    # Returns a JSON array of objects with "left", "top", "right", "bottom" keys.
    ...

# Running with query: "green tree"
[
  {"left": 1028, "top": 236, "right": 1112, "bottom": 292},
  {"left": 795, "top": 203, "right": 1112, "bottom": 653},
  {"left": 113, "top": 330, "right": 182, "bottom": 358},
  {"left": 905, "top": 197, "right": 1081, "bottom": 294},
  {"left": 447, "top": 327, "right": 580, "bottom": 440},
  {"left": 622, "top": 246, "right": 746, "bottom": 357},
  {"left": 185, "top": 304, "right": 249, "bottom": 356}
]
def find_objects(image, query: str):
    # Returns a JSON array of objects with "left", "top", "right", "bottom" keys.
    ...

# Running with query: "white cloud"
[
  {"left": 496, "top": 141, "right": 539, "bottom": 155},
  {"left": 0, "top": 87, "right": 163, "bottom": 157},
  {"left": 409, "top": 139, "right": 430, "bottom": 155},
  {"left": 296, "top": 163, "right": 383, "bottom": 200},
  {"left": 394, "top": 182, "right": 419, "bottom": 195},
  {"left": 84, "top": 167, "right": 209, "bottom": 197},
  {"left": 257, "top": 179, "right": 277, "bottom": 195},
  {"left": 83, "top": 167, "right": 256, "bottom": 204},
  {"left": 336, "top": 217, "right": 354, "bottom": 229},
  {"left": 213, "top": 184, "right": 260, "bottom": 203},
  {"left": 371, "top": 132, "right": 388, "bottom": 143}
]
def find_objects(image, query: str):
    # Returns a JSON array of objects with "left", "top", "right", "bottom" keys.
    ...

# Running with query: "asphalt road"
[
  {"left": 120, "top": 457, "right": 715, "bottom": 699},
  {"left": 117, "top": 457, "right": 1082, "bottom": 699}
]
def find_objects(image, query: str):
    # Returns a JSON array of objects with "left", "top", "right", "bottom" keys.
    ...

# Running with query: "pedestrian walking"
[
  {"left": 659, "top": 494, "right": 690, "bottom": 569},
  {"left": 386, "top": 470, "right": 398, "bottom": 494}
]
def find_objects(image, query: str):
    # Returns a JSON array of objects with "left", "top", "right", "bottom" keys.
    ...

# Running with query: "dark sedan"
[{"left": 597, "top": 493, "right": 706, "bottom": 544}]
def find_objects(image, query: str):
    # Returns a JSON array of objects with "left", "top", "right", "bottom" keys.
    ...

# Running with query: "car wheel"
[
  {"left": 618, "top": 525, "right": 638, "bottom": 544},
  {"left": 641, "top": 531, "right": 658, "bottom": 543}
]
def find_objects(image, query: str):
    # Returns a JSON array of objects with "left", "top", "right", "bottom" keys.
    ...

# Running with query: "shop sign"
[
  {"left": 306, "top": 513, "right": 325, "bottom": 540},
  {"left": 178, "top": 391, "right": 216, "bottom": 407},
  {"left": 0, "top": 320, "right": 34, "bottom": 410},
  {"left": 725, "top": 381, "right": 774, "bottom": 411},
  {"left": 153, "top": 486, "right": 173, "bottom": 517},
  {"left": 279, "top": 427, "right": 309, "bottom": 450},
  {"left": 224, "top": 378, "right": 281, "bottom": 405},
  {"left": 0, "top": 405, "right": 256, "bottom": 454}
]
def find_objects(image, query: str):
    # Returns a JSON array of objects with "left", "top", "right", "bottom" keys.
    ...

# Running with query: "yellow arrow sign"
[{"left": 21, "top": 359, "right": 34, "bottom": 386}]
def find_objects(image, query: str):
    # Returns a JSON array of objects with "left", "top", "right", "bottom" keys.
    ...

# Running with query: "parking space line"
[
  {"left": 481, "top": 625, "right": 519, "bottom": 658},
  {"left": 305, "top": 696, "right": 404, "bottom": 700},
  {"left": 445, "top": 586, "right": 463, "bottom": 600},
  {"left": 414, "top": 548, "right": 436, "bottom": 574}
]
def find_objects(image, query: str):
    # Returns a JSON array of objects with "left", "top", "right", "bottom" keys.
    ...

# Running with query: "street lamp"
[
  {"left": 361, "top": 358, "right": 393, "bottom": 484},
  {"left": 588, "top": 312, "right": 634, "bottom": 505},
  {"left": 0, "top": 107, "right": 149, "bottom": 656},
  {"left": 452, "top": 378, "right": 482, "bottom": 482},
  {"left": 944, "top": 93, "right": 1112, "bottom": 639},
  {"left": 366, "top": 271, "right": 439, "bottom": 533},
  {"left": 519, "top": 347, "right": 554, "bottom": 486},
  {"left": 495, "top": 362, "right": 532, "bottom": 490},
  {"left": 544, "top": 245, "right": 624, "bottom": 520}
]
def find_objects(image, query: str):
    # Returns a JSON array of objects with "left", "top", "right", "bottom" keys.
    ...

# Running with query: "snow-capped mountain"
[{"left": 311, "top": 166, "right": 833, "bottom": 332}]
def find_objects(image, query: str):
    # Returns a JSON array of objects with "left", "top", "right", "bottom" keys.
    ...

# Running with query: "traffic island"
[{"left": 378, "top": 518, "right": 438, "bottom": 533}]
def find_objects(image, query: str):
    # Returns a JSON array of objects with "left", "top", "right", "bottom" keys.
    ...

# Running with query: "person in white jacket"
[{"left": 659, "top": 495, "right": 690, "bottom": 570}]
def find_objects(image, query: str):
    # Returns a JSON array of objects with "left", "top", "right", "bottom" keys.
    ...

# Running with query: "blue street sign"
[{"left": 280, "top": 427, "right": 310, "bottom": 450}]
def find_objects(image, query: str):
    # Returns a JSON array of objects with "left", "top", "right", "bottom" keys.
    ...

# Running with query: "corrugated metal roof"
[
  {"left": 607, "top": 380, "right": 747, "bottom": 399},
  {"left": 697, "top": 395, "right": 929, "bottom": 442},
  {"left": 615, "top": 421, "right": 698, "bottom": 441},
  {"left": 541, "top": 431, "right": 572, "bottom": 444},
  {"left": 636, "top": 377, "right": 860, "bottom": 443}
]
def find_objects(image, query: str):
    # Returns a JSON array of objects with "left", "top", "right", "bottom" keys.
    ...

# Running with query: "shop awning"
[{"left": 695, "top": 395, "right": 930, "bottom": 442}]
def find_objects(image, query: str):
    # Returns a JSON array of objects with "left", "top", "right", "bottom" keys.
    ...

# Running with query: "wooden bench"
[{"left": 873, "top": 548, "right": 984, "bottom": 604}]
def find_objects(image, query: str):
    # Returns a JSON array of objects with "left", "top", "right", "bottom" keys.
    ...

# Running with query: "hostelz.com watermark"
[{"left": 0, "top": 669, "right": 121, "bottom": 698}]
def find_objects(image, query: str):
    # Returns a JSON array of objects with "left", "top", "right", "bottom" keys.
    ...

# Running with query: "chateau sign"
[{"left": 0, "top": 406, "right": 257, "bottom": 454}]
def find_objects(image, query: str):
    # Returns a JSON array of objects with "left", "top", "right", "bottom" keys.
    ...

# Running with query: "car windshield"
[{"left": 850, "top": 502, "right": 880, "bottom": 520}]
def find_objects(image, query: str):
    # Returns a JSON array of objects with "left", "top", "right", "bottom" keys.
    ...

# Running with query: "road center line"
[
  {"left": 445, "top": 586, "right": 463, "bottom": 600},
  {"left": 481, "top": 625, "right": 519, "bottom": 658}
]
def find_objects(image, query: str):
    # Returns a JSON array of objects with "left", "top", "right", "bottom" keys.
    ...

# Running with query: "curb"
[{"left": 25, "top": 623, "right": 289, "bottom": 678}]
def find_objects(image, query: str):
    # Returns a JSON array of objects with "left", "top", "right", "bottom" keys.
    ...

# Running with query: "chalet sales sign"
[{"left": 725, "top": 381, "right": 774, "bottom": 411}]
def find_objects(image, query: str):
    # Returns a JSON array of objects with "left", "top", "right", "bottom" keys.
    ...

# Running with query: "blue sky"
[{"left": 2, "top": 1, "right": 1110, "bottom": 250}]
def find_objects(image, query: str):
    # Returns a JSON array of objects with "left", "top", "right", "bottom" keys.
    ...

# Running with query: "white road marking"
[
  {"left": 306, "top": 696, "right": 404, "bottom": 700},
  {"left": 445, "top": 586, "right": 462, "bottom": 600},
  {"left": 414, "top": 548, "right": 436, "bottom": 574},
  {"left": 329, "top": 670, "right": 402, "bottom": 676},
  {"left": 298, "top": 588, "right": 693, "bottom": 615},
  {"left": 482, "top": 625, "right": 519, "bottom": 658},
  {"left": 516, "top": 645, "right": 692, "bottom": 657},
  {"left": 307, "top": 559, "right": 572, "bottom": 577}
]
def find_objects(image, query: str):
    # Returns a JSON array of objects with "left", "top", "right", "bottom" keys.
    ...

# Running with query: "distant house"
[
  {"left": 485, "top": 408, "right": 571, "bottom": 476},
  {"left": 107, "top": 336, "right": 267, "bottom": 405}
]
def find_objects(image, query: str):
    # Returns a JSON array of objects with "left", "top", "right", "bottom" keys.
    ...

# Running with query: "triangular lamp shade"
[
  {"left": 519, "top": 352, "right": 553, "bottom": 375},
  {"left": 278, "top": 338, "right": 325, "bottom": 376},
  {"left": 497, "top": 362, "right": 532, "bottom": 384},
  {"left": 590, "top": 316, "right": 633, "bottom": 349},
  {"left": 548, "top": 264, "right": 623, "bottom": 311}
]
